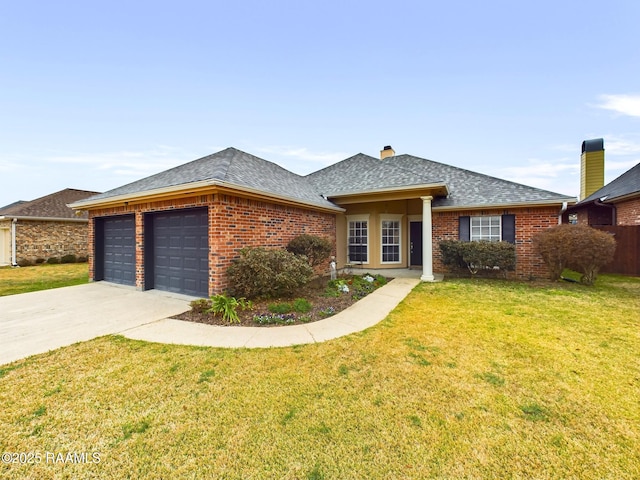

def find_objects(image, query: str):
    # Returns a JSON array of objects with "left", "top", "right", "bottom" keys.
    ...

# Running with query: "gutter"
[
  {"left": 69, "top": 179, "right": 346, "bottom": 214},
  {"left": 559, "top": 201, "right": 568, "bottom": 224},
  {"left": 11, "top": 218, "right": 17, "bottom": 267},
  {"left": 0, "top": 215, "right": 88, "bottom": 223},
  {"left": 432, "top": 197, "right": 577, "bottom": 212},
  {"left": 324, "top": 182, "right": 450, "bottom": 199}
]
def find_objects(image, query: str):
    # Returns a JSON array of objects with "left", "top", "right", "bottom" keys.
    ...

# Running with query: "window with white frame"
[
  {"left": 381, "top": 217, "right": 401, "bottom": 263},
  {"left": 347, "top": 216, "right": 369, "bottom": 263},
  {"left": 470, "top": 216, "right": 501, "bottom": 242}
]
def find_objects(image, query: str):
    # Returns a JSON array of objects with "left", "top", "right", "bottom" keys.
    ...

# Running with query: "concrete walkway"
[
  {"left": 123, "top": 277, "right": 420, "bottom": 348},
  {"left": 1, "top": 275, "right": 422, "bottom": 364}
]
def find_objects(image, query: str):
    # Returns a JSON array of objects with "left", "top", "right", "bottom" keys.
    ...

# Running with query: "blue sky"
[{"left": 1, "top": 0, "right": 639, "bottom": 207}]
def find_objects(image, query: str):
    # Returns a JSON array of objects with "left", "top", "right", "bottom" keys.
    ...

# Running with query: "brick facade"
[
  {"left": 432, "top": 206, "right": 560, "bottom": 280},
  {"left": 0, "top": 219, "right": 89, "bottom": 265},
  {"left": 88, "top": 193, "right": 336, "bottom": 295},
  {"left": 615, "top": 197, "right": 640, "bottom": 225}
]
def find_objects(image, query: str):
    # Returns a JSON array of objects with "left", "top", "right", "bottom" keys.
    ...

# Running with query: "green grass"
[
  {"left": 0, "top": 275, "right": 638, "bottom": 478},
  {"left": 0, "top": 263, "right": 89, "bottom": 296}
]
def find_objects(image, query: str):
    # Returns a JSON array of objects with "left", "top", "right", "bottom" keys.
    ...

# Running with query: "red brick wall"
[
  {"left": 88, "top": 194, "right": 336, "bottom": 295},
  {"left": 209, "top": 195, "right": 336, "bottom": 293},
  {"left": 616, "top": 197, "right": 640, "bottom": 225},
  {"left": 432, "top": 206, "right": 561, "bottom": 280}
]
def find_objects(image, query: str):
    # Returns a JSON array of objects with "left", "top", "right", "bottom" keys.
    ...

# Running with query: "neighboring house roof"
[
  {"left": 76, "top": 148, "right": 340, "bottom": 211},
  {"left": 0, "top": 200, "right": 27, "bottom": 211},
  {"left": 579, "top": 162, "right": 640, "bottom": 204},
  {"left": 308, "top": 153, "right": 575, "bottom": 208},
  {"left": 72, "top": 148, "right": 575, "bottom": 211},
  {"left": 0, "top": 189, "right": 100, "bottom": 220}
]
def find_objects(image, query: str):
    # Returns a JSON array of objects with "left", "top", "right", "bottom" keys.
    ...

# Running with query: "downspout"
[
  {"left": 594, "top": 199, "right": 616, "bottom": 225},
  {"left": 11, "top": 218, "right": 17, "bottom": 267},
  {"left": 558, "top": 202, "right": 568, "bottom": 224}
]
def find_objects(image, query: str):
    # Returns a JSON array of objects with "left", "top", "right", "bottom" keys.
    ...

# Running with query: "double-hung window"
[
  {"left": 381, "top": 215, "right": 402, "bottom": 263},
  {"left": 347, "top": 215, "right": 369, "bottom": 263},
  {"left": 470, "top": 216, "right": 501, "bottom": 242}
]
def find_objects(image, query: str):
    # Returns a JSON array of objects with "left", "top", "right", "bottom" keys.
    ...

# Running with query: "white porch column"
[{"left": 420, "top": 196, "right": 435, "bottom": 282}]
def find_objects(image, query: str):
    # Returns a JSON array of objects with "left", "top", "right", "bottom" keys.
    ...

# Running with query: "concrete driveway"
[{"left": 0, "top": 282, "right": 190, "bottom": 365}]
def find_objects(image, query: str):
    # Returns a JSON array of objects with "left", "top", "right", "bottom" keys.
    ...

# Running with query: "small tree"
[
  {"left": 286, "top": 234, "right": 333, "bottom": 268},
  {"left": 533, "top": 224, "right": 616, "bottom": 285}
]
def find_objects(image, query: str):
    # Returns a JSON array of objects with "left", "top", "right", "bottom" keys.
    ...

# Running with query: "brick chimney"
[
  {"left": 380, "top": 145, "right": 395, "bottom": 160},
  {"left": 580, "top": 138, "right": 605, "bottom": 200}
]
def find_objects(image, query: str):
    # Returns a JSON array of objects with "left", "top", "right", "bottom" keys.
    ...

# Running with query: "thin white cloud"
[
  {"left": 495, "top": 159, "right": 580, "bottom": 195},
  {"left": 253, "top": 145, "right": 351, "bottom": 176},
  {"left": 596, "top": 94, "right": 640, "bottom": 117},
  {"left": 45, "top": 147, "right": 190, "bottom": 178},
  {"left": 604, "top": 137, "right": 640, "bottom": 155}
]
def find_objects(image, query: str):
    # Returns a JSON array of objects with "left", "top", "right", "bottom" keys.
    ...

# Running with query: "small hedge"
[
  {"left": 286, "top": 234, "right": 333, "bottom": 268},
  {"left": 533, "top": 224, "right": 616, "bottom": 285},
  {"left": 227, "top": 247, "right": 314, "bottom": 299},
  {"left": 439, "top": 240, "right": 516, "bottom": 277}
]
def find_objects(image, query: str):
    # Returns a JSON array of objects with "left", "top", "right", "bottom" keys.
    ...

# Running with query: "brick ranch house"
[
  {"left": 70, "top": 147, "right": 576, "bottom": 297},
  {"left": 0, "top": 188, "right": 99, "bottom": 266}
]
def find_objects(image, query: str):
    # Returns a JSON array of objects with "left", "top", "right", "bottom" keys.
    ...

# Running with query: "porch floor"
[{"left": 340, "top": 266, "right": 444, "bottom": 281}]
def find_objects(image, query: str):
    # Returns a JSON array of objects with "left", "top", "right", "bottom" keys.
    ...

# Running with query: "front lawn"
[
  {"left": 0, "top": 275, "right": 638, "bottom": 479},
  {"left": 0, "top": 263, "right": 89, "bottom": 296}
]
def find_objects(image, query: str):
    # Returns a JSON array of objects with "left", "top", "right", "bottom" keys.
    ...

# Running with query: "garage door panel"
[
  {"left": 102, "top": 216, "right": 136, "bottom": 286},
  {"left": 152, "top": 208, "right": 208, "bottom": 297}
]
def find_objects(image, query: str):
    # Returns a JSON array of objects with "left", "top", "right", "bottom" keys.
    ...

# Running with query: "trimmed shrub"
[
  {"left": 439, "top": 240, "right": 516, "bottom": 276},
  {"left": 46, "top": 257, "right": 60, "bottom": 264},
  {"left": 286, "top": 234, "right": 333, "bottom": 268},
  {"left": 17, "top": 258, "right": 32, "bottom": 267},
  {"left": 533, "top": 224, "right": 616, "bottom": 285},
  {"left": 61, "top": 254, "right": 77, "bottom": 264},
  {"left": 227, "top": 247, "right": 314, "bottom": 299}
]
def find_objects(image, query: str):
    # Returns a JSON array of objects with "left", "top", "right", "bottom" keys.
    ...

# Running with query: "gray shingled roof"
[
  {"left": 580, "top": 162, "right": 640, "bottom": 204},
  {"left": 78, "top": 148, "right": 575, "bottom": 210},
  {"left": 0, "top": 189, "right": 99, "bottom": 219},
  {"left": 84, "top": 147, "right": 339, "bottom": 210},
  {"left": 307, "top": 153, "right": 574, "bottom": 207}
]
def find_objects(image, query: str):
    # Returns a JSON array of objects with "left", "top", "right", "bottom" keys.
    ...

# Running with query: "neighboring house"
[
  {"left": 564, "top": 140, "right": 640, "bottom": 226},
  {"left": 0, "top": 188, "right": 99, "bottom": 266},
  {"left": 70, "top": 147, "right": 575, "bottom": 297},
  {"left": 563, "top": 139, "right": 640, "bottom": 275}
]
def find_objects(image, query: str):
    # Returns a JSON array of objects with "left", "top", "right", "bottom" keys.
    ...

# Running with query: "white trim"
[
  {"left": 346, "top": 214, "right": 370, "bottom": 265},
  {"left": 326, "top": 182, "right": 449, "bottom": 198},
  {"left": 0, "top": 215, "right": 88, "bottom": 223},
  {"left": 380, "top": 214, "right": 403, "bottom": 264},
  {"left": 0, "top": 227, "right": 10, "bottom": 266},
  {"left": 432, "top": 198, "right": 576, "bottom": 212},
  {"left": 68, "top": 179, "right": 345, "bottom": 213},
  {"left": 420, "top": 196, "right": 435, "bottom": 282}
]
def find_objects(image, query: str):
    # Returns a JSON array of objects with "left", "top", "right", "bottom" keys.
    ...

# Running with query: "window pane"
[
  {"left": 348, "top": 220, "right": 368, "bottom": 262},
  {"left": 470, "top": 216, "right": 501, "bottom": 242}
]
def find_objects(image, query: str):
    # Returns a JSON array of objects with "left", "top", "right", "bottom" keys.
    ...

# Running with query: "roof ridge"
[{"left": 396, "top": 154, "right": 573, "bottom": 197}]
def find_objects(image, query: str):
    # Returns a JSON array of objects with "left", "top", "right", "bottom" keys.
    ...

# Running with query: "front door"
[{"left": 410, "top": 221, "right": 423, "bottom": 266}]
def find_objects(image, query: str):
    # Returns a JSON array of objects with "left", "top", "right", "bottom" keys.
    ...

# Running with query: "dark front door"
[
  {"left": 152, "top": 208, "right": 209, "bottom": 297},
  {"left": 410, "top": 221, "right": 423, "bottom": 266}
]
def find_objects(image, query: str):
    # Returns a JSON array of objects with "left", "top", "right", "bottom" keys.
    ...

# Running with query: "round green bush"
[{"left": 227, "top": 247, "right": 313, "bottom": 299}]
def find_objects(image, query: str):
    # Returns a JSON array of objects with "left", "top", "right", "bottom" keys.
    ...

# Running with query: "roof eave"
[
  {"left": 69, "top": 180, "right": 345, "bottom": 214},
  {"left": 0, "top": 215, "right": 88, "bottom": 223},
  {"left": 325, "top": 182, "right": 450, "bottom": 200},
  {"left": 432, "top": 197, "right": 577, "bottom": 212}
]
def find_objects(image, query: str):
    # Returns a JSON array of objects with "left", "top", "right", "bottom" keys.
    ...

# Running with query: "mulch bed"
[{"left": 174, "top": 275, "right": 389, "bottom": 327}]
